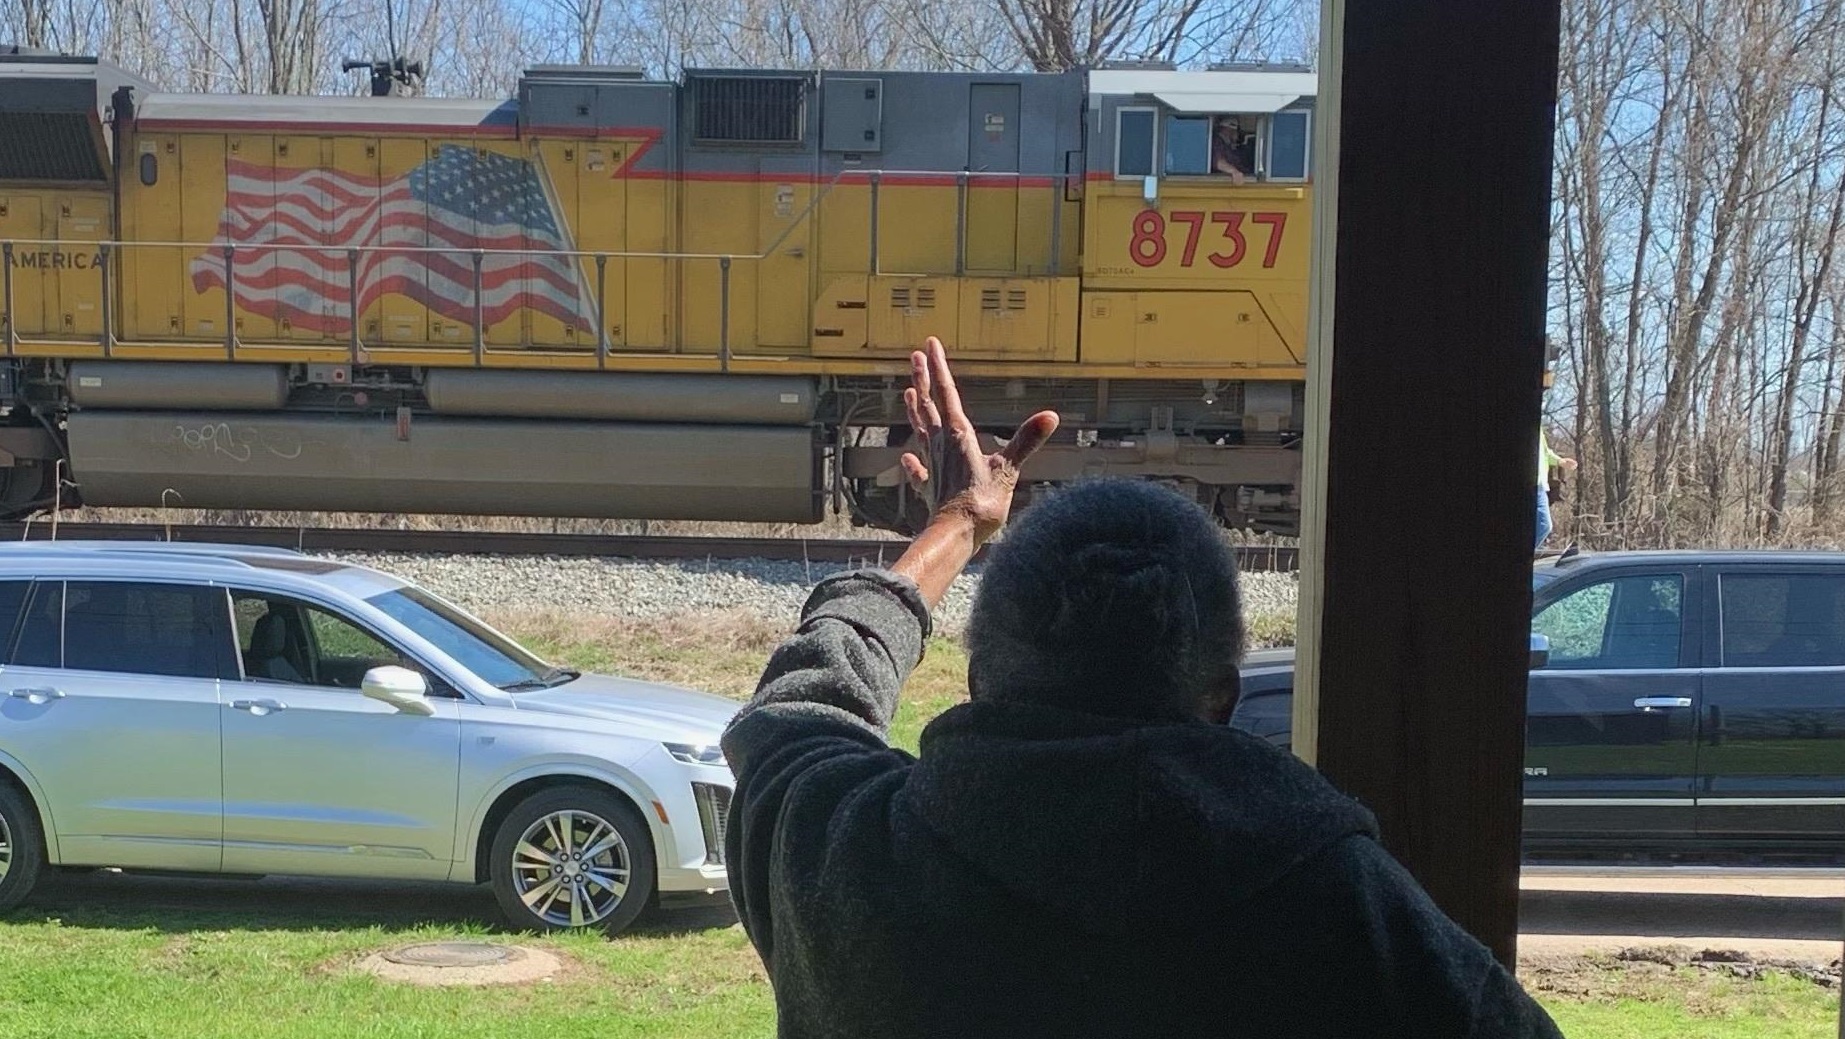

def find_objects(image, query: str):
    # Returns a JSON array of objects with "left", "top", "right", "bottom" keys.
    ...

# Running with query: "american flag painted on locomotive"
[{"left": 189, "top": 144, "right": 596, "bottom": 335}]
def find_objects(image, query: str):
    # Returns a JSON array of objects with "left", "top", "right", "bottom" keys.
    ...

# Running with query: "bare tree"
[
  {"left": 540, "top": 0, "right": 607, "bottom": 65},
  {"left": 9, "top": 0, "right": 54, "bottom": 49},
  {"left": 1765, "top": 25, "right": 1845, "bottom": 533},
  {"left": 992, "top": 0, "right": 1304, "bottom": 72},
  {"left": 1550, "top": 0, "right": 1845, "bottom": 547},
  {"left": 255, "top": 0, "right": 329, "bottom": 92}
]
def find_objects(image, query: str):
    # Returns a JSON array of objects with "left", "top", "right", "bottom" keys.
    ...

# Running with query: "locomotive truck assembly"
[{"left": 0, "top": 48, "right": 1314, "bottom": 534}]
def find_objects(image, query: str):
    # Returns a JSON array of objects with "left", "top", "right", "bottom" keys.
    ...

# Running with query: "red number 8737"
[{"left": 1129, "top": 210, "right": 1288, "bottom": 269}]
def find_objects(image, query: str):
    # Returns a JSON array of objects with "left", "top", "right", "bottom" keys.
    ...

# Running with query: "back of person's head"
[{"left": 965, "top": 479, "right": 1245, "bottom": 723}]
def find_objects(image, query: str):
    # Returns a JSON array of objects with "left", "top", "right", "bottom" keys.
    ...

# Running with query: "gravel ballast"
[{"left": 325, "top": 552, "right": 1299, "bottom": 639}]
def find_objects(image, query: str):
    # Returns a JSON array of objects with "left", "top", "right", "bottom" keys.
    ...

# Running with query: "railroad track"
[{"left": 0, "top": 521, "right": 1302, "bottom": 571}]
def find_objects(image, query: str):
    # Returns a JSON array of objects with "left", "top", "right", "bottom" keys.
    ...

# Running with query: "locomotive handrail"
[
  {"left": 850, "top": 169, "right": 1078, "bottom": 179},
  {"left": 858, "top": 169, "right": 1077, "bottom": 277},
  {"left": 0, "top": 239, "right": 778, "bottom": 261},
  {"left": 0, "top": 164, "right": 1085, "bottom": 366},
  {"left": 1, "top": 168, "right": 857, "bottom": 370},
  {"left": 3, "top": 236, "right": 771, "bottom": 368}
]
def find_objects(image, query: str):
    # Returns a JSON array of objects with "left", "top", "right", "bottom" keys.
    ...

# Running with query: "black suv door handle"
[{"left": 1633, "top": 696, "right": 1692, "bottom": 710}]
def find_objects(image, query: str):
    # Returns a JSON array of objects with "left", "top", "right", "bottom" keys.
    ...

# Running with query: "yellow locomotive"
[{"left": 0, "top": 48, "right": 1313, "bottom": 533}]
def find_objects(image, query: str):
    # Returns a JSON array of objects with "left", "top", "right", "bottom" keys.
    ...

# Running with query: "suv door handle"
[
  {"left": 1634, "top": 696, "right": 1693, "bottom": 710},
  {"left": 8, "top": 687, "right": 64, "bottom": 704},
  {"left": 230, "top": 698, "right": 286, "bottom": 715}
]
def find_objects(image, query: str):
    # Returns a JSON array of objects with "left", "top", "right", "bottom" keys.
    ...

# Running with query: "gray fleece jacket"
[{"left": 721, "top": 567, "right": 1565, "bottom": 1039}]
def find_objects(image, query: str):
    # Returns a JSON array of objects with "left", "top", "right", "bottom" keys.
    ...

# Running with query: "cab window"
[
  {"left": 1532, "top": 574, "right": 1683, "bottom": 670},
  {"left": 1164, "top": 115, "right": 1213, "bottom": 175},
  {"left": 1116, "top": 108, "right": 1157, "bottom": 177},
  {"left": 232, "top": 592, "right": 412, "bottom": 690},
  {"left": 1138, "top": 110, "right": 1310, "bottom": 182},
  {"left": 1268, "top": 110, "right": 1311, "bottom": 180}
]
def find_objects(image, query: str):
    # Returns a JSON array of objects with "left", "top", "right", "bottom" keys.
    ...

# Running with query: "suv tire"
[
  {"left": 488, "top": 786, "right": 655, "bottom": 936},
  {"left": 0, "top": 783, "right": 45, "bottom": 912}
]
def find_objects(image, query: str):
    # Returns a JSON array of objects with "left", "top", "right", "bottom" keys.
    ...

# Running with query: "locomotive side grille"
[
  {"left": 0, "top": 113, "right": 105, "bottom": 181},
  {"left": 692, "top": 76, "right": 804, "bottom": 144}
]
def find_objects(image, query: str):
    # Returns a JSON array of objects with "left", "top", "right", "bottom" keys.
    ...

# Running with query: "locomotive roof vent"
[
  {"left": 1208, "top": 60, "right": 1314, "bottom": 74},
  {"left": 524, "top": 64, "right": 648, "bottom": 81},
  {"left": 2, "top": 45, "right": 65, "bottom": 58}
]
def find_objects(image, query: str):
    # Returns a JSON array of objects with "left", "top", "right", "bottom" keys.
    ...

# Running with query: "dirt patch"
[
  {"left": 1520, "top": 947, "right": 1842, "bottom": 995},
  {"left": 352, "top": 942, "right": 572, "bottom": 987}
]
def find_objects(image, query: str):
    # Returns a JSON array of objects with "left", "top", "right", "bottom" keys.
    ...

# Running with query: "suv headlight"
[{"left": 664, "top": 742, "right": 726, "bottom": 767}]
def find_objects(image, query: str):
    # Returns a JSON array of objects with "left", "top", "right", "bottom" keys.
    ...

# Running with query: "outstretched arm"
[
  {"left": 890, "top": 338, "right": 1058, "bottom": 606},
  {"left": 719, "top": 338, "right": 1056, "bottom": 962},
  {"left": 726, "top": 336, "right": 1058, "bottom": 751}
]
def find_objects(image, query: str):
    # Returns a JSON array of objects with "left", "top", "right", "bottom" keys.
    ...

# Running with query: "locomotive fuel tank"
[
  {"left": 423, "top": 370, "right": 820, "bottom": 425},
  {"left": 66, "top": 412, "right": 823, "bottom": 522}
]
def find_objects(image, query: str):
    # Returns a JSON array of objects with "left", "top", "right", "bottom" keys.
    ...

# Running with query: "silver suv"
[{"left": 0, "top": 541, "right": 738, "bottom": 935}]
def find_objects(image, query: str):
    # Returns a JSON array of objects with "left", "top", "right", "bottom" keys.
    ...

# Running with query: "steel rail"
[{"left": 0, "top": 521, "right": 1301, "bottom": 570}]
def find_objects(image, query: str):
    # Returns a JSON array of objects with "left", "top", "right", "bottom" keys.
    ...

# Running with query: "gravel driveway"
[{"left": 323, "top": 552, "right": 1300, "bottom": 637}]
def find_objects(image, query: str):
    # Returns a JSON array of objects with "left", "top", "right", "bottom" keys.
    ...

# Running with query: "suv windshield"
[{"left": 363, "top": 586, "right": 573, "bottom": 691}]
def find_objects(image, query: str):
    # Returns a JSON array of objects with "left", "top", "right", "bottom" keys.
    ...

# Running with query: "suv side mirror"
[
  {"left": 362, "top": 665, "right": 435, "bottom": 716},
  {"left": 1529, "top": 632, "right": 1550, "bottom": 670}
]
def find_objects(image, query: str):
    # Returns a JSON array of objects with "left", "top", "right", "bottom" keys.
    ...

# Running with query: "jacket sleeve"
[
  {"left": 718, "top": 568, "right": 932, "bottom": 963},
  {"left": 1313, "top": 836, "right": 1566, "bottom": 1039},
  {"left": 1466, "top": 959, "right": 1567, "bottom": 1039}
]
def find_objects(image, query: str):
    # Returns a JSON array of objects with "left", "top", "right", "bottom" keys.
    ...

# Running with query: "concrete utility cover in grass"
[
  {"left": 384, "top": 942, "right": 517, "bottom": 967},
  {"left": 359, "top": 941, "right": 564, "bottom": 987}
]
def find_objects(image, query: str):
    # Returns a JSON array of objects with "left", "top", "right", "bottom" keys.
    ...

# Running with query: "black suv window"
[
  {"left": 1720, "top": 573, "right": 1845, "bottom": 667},
  {"left": 1532, "top": 574, "right": 1683, "bottom": 669},
  {"left": 55, "top": 581, "right": 233, "bottom": 679}
]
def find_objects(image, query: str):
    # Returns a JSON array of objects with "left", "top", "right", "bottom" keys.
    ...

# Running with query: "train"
[{"left": 0, "top": 47, "right": 1314, "bottom": 534}]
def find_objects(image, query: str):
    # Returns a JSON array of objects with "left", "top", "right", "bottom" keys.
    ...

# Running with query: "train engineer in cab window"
[
  {"left": 1152, "top": 112, "right": 1281, "bottom": 184},
  {"left": 1213, "top": 116, "right": 1257, "bottom": 182}
]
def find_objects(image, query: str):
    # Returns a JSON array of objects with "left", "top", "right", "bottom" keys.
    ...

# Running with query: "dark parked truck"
[{"left": 1231, "top": 550, "right": 1845, "bottom": 864}]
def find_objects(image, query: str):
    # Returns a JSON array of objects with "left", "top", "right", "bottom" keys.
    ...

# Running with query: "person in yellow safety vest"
[{"left": 1537, "top": 428, "right": 1576, "bottom": 549}]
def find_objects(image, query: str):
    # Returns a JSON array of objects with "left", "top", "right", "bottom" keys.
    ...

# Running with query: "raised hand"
[{"left": 899, "top": 337, "right": 1059, "bottom": 546}]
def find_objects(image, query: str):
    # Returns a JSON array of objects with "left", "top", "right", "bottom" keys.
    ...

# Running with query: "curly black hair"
[{"left": 964, "top": 478, "right": 1245, "bottom": 722}]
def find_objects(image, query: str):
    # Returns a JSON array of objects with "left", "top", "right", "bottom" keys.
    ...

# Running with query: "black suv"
[{"left": 1231, "top": 550, "right": 1845, "bottom": 863}]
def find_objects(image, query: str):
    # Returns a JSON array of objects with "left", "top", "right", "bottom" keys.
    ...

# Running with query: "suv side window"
[
  {"left": 13, "top": 581, "right": 62, "bottom": 668},
  {"left": 232, "top": 592, "right": 412, "bottom": 690},
  {"left": 60, "top": 581, "right": 234, "bottom": 680},
  {"left": 1533, "top": 574, "right": 1683, "bottom": 669},
  {"left": 1719, "top": 573, "right": 1845, "bottom": 667},
  {"left": 0, "top": 580, "right": 35, "bottom": 663}
]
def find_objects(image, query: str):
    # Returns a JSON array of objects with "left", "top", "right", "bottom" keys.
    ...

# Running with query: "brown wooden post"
[{"left": 1296, "top": 0, "right": 1563, "bottom": 970}]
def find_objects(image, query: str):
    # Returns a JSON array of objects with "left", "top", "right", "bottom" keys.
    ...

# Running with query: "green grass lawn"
[
  {"left": 0, "top": 877, "right": 773, "bottom": 1039},
  {"left": 1528, "top": 959, "right": 1840, "bottom": 1039},
  {"left": 0, "top": 610, "right": 1833, "bottom": 1038}
]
